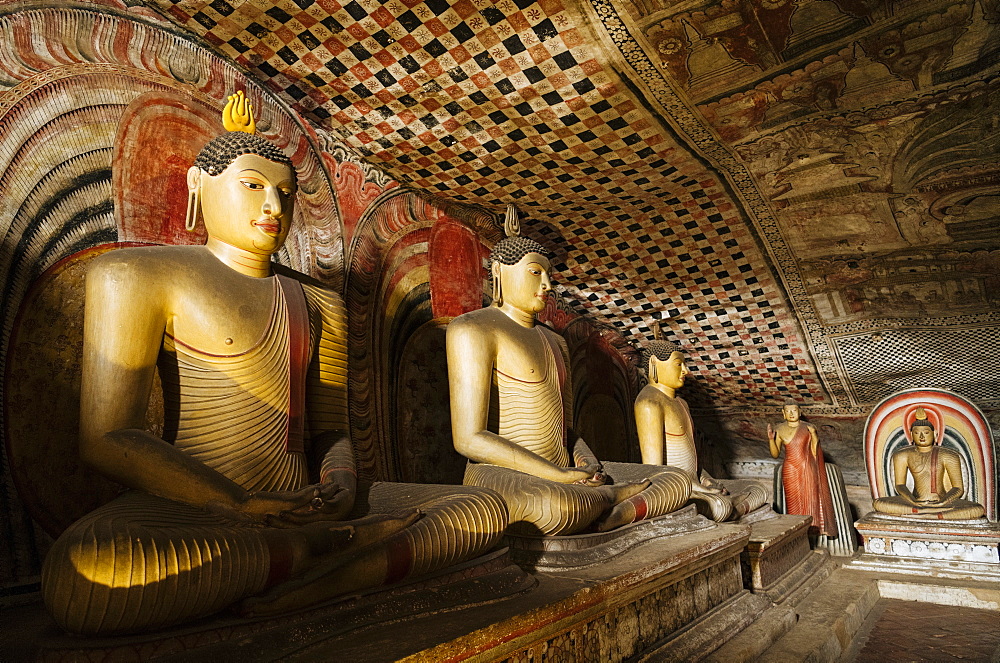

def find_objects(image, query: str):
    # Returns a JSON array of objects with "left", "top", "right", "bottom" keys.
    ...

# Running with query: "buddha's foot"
[
  {"left": 602, "top": 480, "right": 650, "bottom": 506},
  {"left": 698, "top": 471, "right": 728, "bottom": 495},
  {"left": 591, "top": 480, "right": 651, "bottom": 532},
  {"left": 240, "top": 511, "right": 422, "bottom": 618},
  {"left": 691, "top": 478, "right": 725, "bottom": 496}
]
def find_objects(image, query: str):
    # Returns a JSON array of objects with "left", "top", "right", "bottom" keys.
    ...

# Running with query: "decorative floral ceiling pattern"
[{"left": 143, "top": 0, "right": 1000, "bottom": 412}]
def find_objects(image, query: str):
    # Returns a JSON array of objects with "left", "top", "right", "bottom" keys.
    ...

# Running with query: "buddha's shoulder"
[
  {"left": 636, "top": 385, "right": 685, "bottom": 408},
  {"left": 635, "top": 384, "right": 664, "bottom": 405},
  {"left": 88, "top": 244, "right": 211, "bottom": 280},
  {"left": 450, "top": 306, "right": 504, "bottom": 328}
]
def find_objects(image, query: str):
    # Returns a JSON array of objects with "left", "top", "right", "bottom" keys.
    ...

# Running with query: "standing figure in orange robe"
[{"left": 768, "top": 401, "right": 837, "bottom": 536}]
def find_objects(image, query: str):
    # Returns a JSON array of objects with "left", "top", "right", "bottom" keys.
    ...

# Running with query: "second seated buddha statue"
[
  {"left": 41, "top": 93, "right": 508, "bottom": 635},
  {"left": 446, "top": 210, "right": 691, "bottom": 536}
]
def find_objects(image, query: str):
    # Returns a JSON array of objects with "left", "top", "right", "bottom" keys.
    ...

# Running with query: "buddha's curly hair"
[
  {"left": 488, "top": 236, "right": 550, "bottom": 285},
  {"left": 490, "top": 236, "right": 549, "bottom": 266},
  {"left": 194, "top": 131, "right": 293, "bottom": 176},
  {"left": 641, "top": 340, "right": 681, "bottom": 369}
]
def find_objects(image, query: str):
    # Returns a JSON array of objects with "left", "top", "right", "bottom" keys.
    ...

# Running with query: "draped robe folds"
[
  {"left": 464, "top": 326, "right": 690, "bottom": 536},
  {"left": 43, "top": 273, "right": 507, "bottom": 635},
  {"left": 872, "top": 445, "right": 986, "bottom": 520},
  {"left": 781, "top": 424, "right": 836, "bottom": 536}
]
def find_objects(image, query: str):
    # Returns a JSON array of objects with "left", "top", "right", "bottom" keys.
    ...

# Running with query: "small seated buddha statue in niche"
[
  {"left": 768, "top": 400, "right": 837, "bottom": 536},
  {"left": 446, "top": 209, "right": 691, "bottom": 535},
  {"left": 41, "top": 92, "right": 507, "bottom": 636},
  {"left": 872, "top": 407, "right": 985, "bottom": 520},
  {"left": 634, "top": 340, "right": 767, "bottom": 522}
]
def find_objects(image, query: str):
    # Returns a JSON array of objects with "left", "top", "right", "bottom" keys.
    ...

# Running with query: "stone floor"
[{"left": 846, "top": 599, "right": 1000, "bottom": 663}]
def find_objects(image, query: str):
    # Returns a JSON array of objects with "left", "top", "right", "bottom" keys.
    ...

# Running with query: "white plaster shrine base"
[{"left": 850, "top": 513, "right": 1000, "bottom": 582}]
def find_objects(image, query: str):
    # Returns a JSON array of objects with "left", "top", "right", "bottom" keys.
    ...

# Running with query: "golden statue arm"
[
  {"left": 569, "top": 434, "right": 600, "bottom": 471},
  {"left": 446, "top": 318, "right": 591, "bottom": 484},
  {"left": 809, "top": 425, "right": 820, "bottom": 457},
  {"left": 301, "top": 284, "right": 357, "bottom": 518},
  {"left": 939, "top": 453, "right": 965, "bottom": 504},
  {"left": 556, "top": 338, "right": 601, "bottom": 477},
  {"left": 766, "top": 423, "right": 781, "bottom": 458},
  {"left": 635, "top": 398, "right": 665, "bottom": 465}
]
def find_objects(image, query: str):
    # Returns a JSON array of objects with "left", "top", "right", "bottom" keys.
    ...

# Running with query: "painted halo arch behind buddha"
[{"left": 864, "top": 388, "right": 995, "bottom": 521}]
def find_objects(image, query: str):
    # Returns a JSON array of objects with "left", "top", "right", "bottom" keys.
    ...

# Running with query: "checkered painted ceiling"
[{"left": 148, "top": 0, "right": 829, "bottom": 407}]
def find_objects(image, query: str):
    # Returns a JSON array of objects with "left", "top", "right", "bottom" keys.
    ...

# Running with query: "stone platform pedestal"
[
  {"left": 851, "top": 513, "right": 1000, "bottom": 581},
  {"left": 505, "top": 504, "right": 717, "bottom": 571},
  {"left": 414, "top": 515, "right": 757, "bottom": 663},
  {"left": 739, "top": 512, "right": 814, "bottom": 596},
  {"left": 32, "top": 510, "right": 803, "bottom": 662}
]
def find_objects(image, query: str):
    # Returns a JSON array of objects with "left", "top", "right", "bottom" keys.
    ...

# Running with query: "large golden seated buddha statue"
[
  {"left": 446, "top": 214, "right": 691, "bottom": 536},
  {"left": 41, "top": 93, "right": 507, "bottom": 635},
  {"left": 634, "top": 340, "right": 768, "bottom": 522}
]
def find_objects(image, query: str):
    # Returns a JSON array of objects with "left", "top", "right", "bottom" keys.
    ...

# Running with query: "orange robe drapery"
[{"left": 782, "top": 425, "right": 837, "bottom": 536}]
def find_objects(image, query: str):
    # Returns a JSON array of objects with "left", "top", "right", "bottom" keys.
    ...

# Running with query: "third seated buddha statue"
[
  {"left": 41, "top": 93, "right": 507, "bottom": 635},
  {"left": 446, "top": 210, "right": 691, "bottom": 535},
  {"left": 873, "top": 407, "right": 985, "bottom": 520}
]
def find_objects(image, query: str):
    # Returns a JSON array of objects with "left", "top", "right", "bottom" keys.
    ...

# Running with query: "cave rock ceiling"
[{"left": 145, "top": 0, "right": 999, "bottom": 412}]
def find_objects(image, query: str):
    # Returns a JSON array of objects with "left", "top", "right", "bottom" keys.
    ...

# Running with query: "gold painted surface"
[
  {"left": 5, "top": 245, "right": 163, "bottom": 536},
  {"left": 40, "top": 123, "right": 507, "bottom": 635},
  {"left": 873, "top": 417, "right": 985, "bottom": 520}
]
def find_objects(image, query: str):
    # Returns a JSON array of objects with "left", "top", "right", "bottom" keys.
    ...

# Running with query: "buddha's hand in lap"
[
  {"left": 572, "top": 462, "right": 606, "bottom": 487},
  {"left": 557, "top": 465, "right": 602, "bottom": 485},
  {"left": 209, "top": 483, "right": 353, "bottom": 526}
]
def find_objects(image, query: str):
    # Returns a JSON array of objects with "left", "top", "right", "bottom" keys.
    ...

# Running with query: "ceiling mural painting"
[{"left": 623, "top": 0, "right": 1000, "bottom": 408}]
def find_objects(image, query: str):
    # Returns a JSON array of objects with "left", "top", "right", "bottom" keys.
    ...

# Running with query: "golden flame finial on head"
[
  {"left": 503, "top": 203, "right": 520, "bottom": 238},
  {"left": 222, "top": 90, "right": 256, "bottom": 134},
  {"left": 914, "top": 407, "right": 927, "bottom": 421}
]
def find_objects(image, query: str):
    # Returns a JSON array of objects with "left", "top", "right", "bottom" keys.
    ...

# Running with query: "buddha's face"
[
  {"left": 191, "top": 153, "right": 296, "bottom": 254},
  {"left": 783, "top": 404, "right": 800, "bottom": 423},
  {"left": 494, "top": 252, "right": 552, "bottom": 313},
  {"left": 653, "top": 351, "right": 688, "bottom": 389},
  {"left": 911, "top": 424, "right": 935, "bottom": 448}
]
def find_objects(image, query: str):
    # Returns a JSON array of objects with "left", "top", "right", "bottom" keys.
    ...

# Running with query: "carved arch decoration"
[
  {"left": 0, "top": 5, "right": 339, "bottom": 586},
  {"left": 344, "top": 189, "right": 499, "bottom": 482}
]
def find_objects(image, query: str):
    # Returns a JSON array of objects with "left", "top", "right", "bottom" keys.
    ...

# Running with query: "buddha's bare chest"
[
  {"left": 494, "top": 327, "right": 557, "bottom": 382},
  {"left": 166, "top": 278, "right": 278, "bottom": 355}
]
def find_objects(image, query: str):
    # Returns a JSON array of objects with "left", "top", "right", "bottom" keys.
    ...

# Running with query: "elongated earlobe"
[
  {"left": 185, "top": 166, "right": 201, "bottom": 233},
  {"left": 185, "top": 188, "right": 200, "bottom": 232},
  {"left": 491, "top": 263, "right": 503, "bottom": 306}
]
